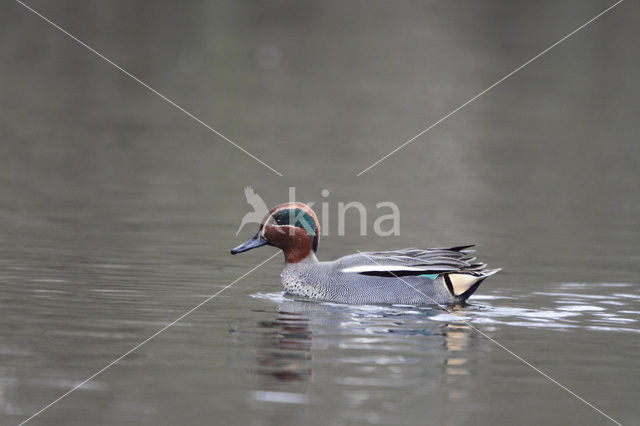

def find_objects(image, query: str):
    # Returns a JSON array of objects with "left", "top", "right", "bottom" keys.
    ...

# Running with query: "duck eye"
[{"left": 272, "top": 211, "right": 292, "bottom": 226}]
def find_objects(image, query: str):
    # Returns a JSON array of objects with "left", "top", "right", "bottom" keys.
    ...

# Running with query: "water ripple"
[{"left": 251, "top": 281, "right": 640, "bottom": 334}]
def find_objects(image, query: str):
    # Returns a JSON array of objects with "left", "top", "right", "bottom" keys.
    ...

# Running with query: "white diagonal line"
[
  {"left": 357, "top": 0, "right": 624, "bottom": 176},
  {"left": 356, "top": 250, "right": 622, "bottom": 425},
  {"left": 14, "top": 0, "right": 284, "bottom": 177},
  {"left": 17, "top": 250, "right": 281, "bottom": 426}
]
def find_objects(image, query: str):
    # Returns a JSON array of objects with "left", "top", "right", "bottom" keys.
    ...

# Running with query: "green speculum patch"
[{"left": 417, "top": 274, "right": 438, "bottom": 280}]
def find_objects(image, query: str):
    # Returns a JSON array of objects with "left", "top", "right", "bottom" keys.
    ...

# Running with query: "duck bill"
[{"left": 230, "top": 232, "right": 269, "bottom": 254}]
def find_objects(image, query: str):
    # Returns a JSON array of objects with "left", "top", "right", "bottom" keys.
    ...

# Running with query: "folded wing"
[{"left": 340, "top": 245, "right": 499, "bottom": 297}]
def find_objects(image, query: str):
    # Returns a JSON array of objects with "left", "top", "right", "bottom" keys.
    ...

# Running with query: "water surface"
[{"left": 1, "top": 1, "right": 639, "bottom": 425}]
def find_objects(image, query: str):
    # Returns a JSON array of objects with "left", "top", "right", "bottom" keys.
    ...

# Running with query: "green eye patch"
[{"left": 272, "top": 208, "right": 318, "bottom": 251}]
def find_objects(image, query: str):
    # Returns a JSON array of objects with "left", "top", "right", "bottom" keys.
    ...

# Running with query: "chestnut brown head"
[{"left": 231, "top": 202, "right": 320, "bottom": 263}]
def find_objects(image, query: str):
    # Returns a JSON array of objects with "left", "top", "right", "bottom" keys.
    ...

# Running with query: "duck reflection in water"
[
  {"left": 442, "top": 323, "right": 472, "bottom": 402},
  {"left": 251, "top": 297, "right": 473, "bottom": 407},
  {"left": 254, "top": 309, "right": 313, "bottom": 383}
]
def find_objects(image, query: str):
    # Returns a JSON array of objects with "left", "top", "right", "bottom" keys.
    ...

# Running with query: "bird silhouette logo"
[{"left": 236, "top": 186, "right": 270, "bottom": 235}]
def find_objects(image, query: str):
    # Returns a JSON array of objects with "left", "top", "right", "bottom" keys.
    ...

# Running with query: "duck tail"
[{"left": 443, "top": 268, "right": 501, "bottom": 301}]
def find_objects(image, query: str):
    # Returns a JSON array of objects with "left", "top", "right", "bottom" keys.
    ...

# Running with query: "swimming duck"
[{"left": 231, "top": 202, "right": 499, "bottom": 306}]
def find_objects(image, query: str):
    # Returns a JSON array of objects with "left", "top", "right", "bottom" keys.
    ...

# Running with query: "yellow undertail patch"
[{"left": 447, "top": 274, "right": 480, "bottom": 296}]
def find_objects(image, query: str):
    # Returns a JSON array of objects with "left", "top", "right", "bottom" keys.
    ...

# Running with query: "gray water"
[{"left": 2, "top": 1, "right": 640, "bottom": 425}]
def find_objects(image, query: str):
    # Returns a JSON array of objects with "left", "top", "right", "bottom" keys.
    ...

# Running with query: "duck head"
[{"left": 231, "top": 202, "right": 320, "bottom": 263}]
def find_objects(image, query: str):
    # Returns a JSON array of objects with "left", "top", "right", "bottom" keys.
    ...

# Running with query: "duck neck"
[{"left": 284, "top": 249, "right": 318, "bottom": 264}]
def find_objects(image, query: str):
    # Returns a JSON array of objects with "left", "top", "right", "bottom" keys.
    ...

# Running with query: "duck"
[{"left": 231, "top": 202, "right": 499, "bottom": 306}]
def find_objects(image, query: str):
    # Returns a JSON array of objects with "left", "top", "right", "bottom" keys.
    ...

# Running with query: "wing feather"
[{"left": 339, "top": 246, "right": 493, "bottom": 278}]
